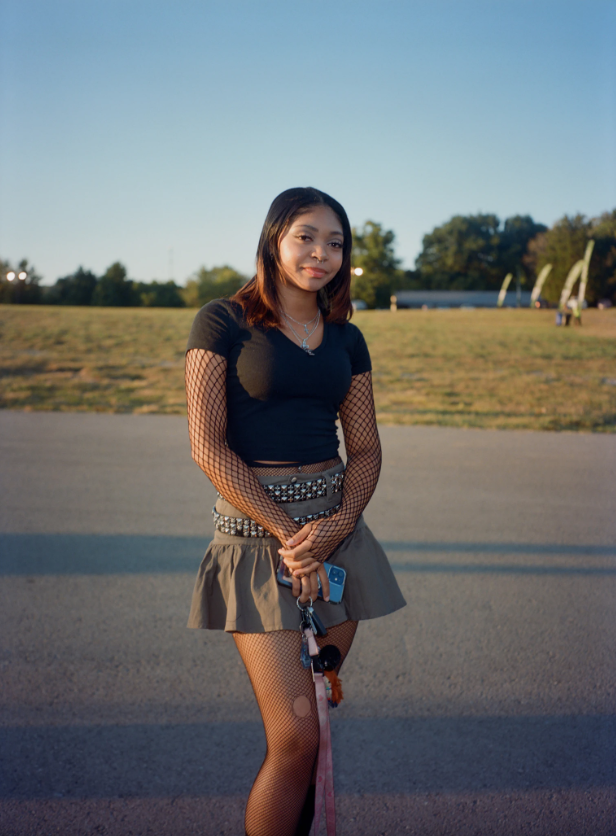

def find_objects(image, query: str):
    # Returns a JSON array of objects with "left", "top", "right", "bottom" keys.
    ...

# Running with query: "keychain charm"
[
  {"left": 298, "top": 598, "right": 315, "bottom": 668},
  {"left": 297, "top": 599, "right": 344, "bottom": 707},
  {"left": 299, "top": 632, "right": 311, "bottom": 669},
  {"left": 319, "top": 645, "right": 344, "bottom": 707}
]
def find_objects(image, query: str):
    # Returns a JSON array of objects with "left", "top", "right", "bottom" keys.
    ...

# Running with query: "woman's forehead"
[{"left": 289, "top": 206, "right": 343, "bottom": 235}]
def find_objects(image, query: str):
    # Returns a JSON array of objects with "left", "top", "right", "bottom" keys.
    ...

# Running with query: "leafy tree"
[
  {"left": 415, "top": 213, "right": 547, "bottom": 291},
  {"left": 138, "top": 280, "right": 185, "bottom": 307},
  {"left": 47, "top": 266, "right": 98, "bottom": 305},
  {"left": 499, "top": 215, "right": 547, "bottom": 282},
  {"left": 395, "top": 269, "right": 424, "bottom": 291},
  {"left": 527, "top": 215, "right": 590, "bottom": 304},
  {"left": 182, "top": 265, "right": 247, "bottom": 308},
  {"left": 415, "top": 214, "right": 502, "bottom": 290},
  {"left": 587, "top": 210, "right": 616, "bottom": 304},
  {"left": 92, "top": 262, "right": 139, "bottom": 306},
  {"left": 0, "top": 258, "right": 42, "bottom": 304},
  {"left": 351, "top": 221, "right": 403, "bottom": 308}
]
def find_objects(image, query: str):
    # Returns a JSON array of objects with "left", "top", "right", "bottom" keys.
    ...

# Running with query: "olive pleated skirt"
[{"left": 187, "top": 462, "right": 406, "bottom": 633}]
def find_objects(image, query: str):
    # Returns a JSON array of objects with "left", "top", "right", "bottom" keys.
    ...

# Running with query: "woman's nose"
[{"left": 312, "top": 244, "right": 328, "bottom": 261}]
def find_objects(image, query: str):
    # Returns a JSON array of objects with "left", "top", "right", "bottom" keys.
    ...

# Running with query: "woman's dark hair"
[{"left": 231, "top": 187, "right": 353, "bottom": 327}]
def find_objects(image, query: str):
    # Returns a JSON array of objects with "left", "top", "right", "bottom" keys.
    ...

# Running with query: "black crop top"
[{"left": 186, "top": 299, "right": 372, "bottom": 464}]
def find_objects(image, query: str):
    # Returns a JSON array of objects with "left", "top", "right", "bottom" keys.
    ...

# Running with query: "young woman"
[{"left": 184, "top": 187, "right": 405, "bottom": 836}]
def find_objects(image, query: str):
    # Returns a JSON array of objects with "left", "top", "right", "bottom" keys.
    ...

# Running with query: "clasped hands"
[{"left": 278, "top": 518, "right": 338, "bottom": 604}]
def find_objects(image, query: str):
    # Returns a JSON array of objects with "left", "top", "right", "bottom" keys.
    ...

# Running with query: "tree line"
[
  {"left": 0, "top": 260, "right": 247, "bottom": 309},
  {"left": 352, "top": 210, "right": 616, "bottom": 308},
  {"left": 2, "top": 209, "right": 614, "bottom": 309}
]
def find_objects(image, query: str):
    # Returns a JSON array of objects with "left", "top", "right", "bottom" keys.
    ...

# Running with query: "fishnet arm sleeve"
[
  {"left": 307, "top": 371, "right": 381, "bottom": 562},
  {"left": 185, "top": 349, "right": 300, "bottom": 544}
]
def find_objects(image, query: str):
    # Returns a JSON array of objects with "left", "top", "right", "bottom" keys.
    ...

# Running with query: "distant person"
[{"left": 184, "top": 187, "right": 405, "bottom": 836}]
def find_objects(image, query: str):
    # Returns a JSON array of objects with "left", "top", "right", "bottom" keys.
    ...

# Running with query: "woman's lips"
[{"left": 303, "top": 267, "right": 327, "bottom": 278}]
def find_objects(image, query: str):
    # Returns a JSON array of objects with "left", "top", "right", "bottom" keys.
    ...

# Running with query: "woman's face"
[{"left": 276, "top": 205, "right": 344, "bottom": 294}]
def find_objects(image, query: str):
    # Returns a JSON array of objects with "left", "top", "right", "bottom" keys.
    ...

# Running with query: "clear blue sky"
[{"left": 1, "top": 0, "right": 614, "bottom": 284}]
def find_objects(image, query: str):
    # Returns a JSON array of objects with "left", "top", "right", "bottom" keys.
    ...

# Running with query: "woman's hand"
[
  {"left": 278, "top": 521, "right": 330, "bottom": 576},
  {"left": 278, "top": 521, "right": 316, "bottom": 566},
  {"left": 292, "top": 564, "right": 330, "bottom": 604},
  {"left": 279, "top": 523, "right": 330, "bottom": 602},
  {"left": 278, "top": 515, "right": 344, "bottom": 569}
]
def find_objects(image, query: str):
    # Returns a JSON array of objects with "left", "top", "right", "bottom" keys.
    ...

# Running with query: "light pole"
[{"left": 5, "top": 269, "right": 27, "bottom": 302}]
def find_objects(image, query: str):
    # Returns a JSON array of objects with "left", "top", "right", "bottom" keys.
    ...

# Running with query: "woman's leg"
[{"left": 234, "top": 620, "right": 358, "bottom": 836}]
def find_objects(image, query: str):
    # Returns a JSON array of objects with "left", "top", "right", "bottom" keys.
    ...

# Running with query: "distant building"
[{"left": 391, "top": 290, "right": 533, "bottom": 309}]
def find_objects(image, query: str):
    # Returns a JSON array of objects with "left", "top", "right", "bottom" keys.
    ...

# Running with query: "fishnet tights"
[
  {"left": 234, "top": 621, "right": 358, "bottom": 836},
  {"left": 185, "top": 349, "right": 381, "bottom": 561}
]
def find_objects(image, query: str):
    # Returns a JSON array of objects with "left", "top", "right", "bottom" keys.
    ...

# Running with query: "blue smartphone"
[{"left": 276, "top": 561, "right": 346, "bottom": 604}]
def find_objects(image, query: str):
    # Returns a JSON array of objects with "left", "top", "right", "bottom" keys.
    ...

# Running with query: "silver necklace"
[
  {"left": 283, "top": 309, "right": 320, "bottom": 334},
  {"left": 281, "top": 309, "right": 321, "bottom": 355}
]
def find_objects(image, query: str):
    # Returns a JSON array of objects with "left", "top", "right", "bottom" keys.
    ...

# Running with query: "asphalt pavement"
[{"left": 1, "top": 411, "right": 615, "bottom": 835}]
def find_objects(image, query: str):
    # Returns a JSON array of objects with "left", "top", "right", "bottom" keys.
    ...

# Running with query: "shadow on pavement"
[
  {"left": 2, "top": 714, "right": 615, "bottom": 799},
  {"left": 1, "top": 533, "right": 615, "bottom": 576}
]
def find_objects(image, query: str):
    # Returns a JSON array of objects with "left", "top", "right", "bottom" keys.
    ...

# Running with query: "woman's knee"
[{"left": 267, "top": 712, "right": 320, "bottom": 763}]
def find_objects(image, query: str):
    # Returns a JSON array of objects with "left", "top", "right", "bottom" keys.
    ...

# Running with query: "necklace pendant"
[{"left": 281, "top": 308, "right": 320, "bottom": 355}]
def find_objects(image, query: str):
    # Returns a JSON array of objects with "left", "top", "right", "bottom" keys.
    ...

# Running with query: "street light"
[
  {"left": 353, "top": 267, "right": 363, "bottom": 277},
  {"left": 5, "top": 269, "right": 28, "bottom": 301}
]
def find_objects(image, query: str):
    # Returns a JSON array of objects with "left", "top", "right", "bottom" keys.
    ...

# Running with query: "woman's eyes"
[{"left": 296, "top": 235, "right": 343, "bottom": 248}]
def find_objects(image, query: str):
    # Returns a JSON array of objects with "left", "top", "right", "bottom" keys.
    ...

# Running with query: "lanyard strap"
[{"left": 303, "top": 627, "right": 336, "bottom": 836}]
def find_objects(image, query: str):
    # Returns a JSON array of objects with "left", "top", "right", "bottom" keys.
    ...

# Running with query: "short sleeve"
[
  {"left": 349, "top": 324, "right": 372, "bottom": 375},
  {"left": 185, "top": 299, "right": 238, "bottom": 357}
]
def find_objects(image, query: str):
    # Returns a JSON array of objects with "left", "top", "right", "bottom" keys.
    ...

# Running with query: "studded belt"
[
  {"left": 218, "top": 471, "right": 344, "bottom": 505},
  {"left": 212, "top": 502, "right": 341, "bottom": 538},
  {"left": 265, "top": 471, "right": 343, "bottom": 502}
]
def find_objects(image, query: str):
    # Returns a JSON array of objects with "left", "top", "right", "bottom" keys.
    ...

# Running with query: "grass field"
[{"left": 1, "top": 304, "right": 615, "bottom": 431}]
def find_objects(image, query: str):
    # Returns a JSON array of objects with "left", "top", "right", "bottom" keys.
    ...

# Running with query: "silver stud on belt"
[
  {"left": 212, "top": 502, "right": 341, "bottom": 538},
  {"left": 331, "top": 472, "right": 344, "bottom": 494}
]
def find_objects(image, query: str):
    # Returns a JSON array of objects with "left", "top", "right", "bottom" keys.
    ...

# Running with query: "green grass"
[
  {"left": 0, "top": 306, "right": 192, "bottom": 415},
  {"left": 1, "top": 304, "right": 615, "bottom": 431}
]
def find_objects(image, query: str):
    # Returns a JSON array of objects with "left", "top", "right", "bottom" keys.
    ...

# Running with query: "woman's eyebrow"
[{"left": 296, "top": 223, "right": 344, "bottom": 237}]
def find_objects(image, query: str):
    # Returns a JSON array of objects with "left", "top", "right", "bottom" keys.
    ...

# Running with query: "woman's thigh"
[
  {"left": 233, "top": 620, "right": 358, "bottom": 724},
  {"left": 234, "top": 630, "right": 314, "bottom": 717}
]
